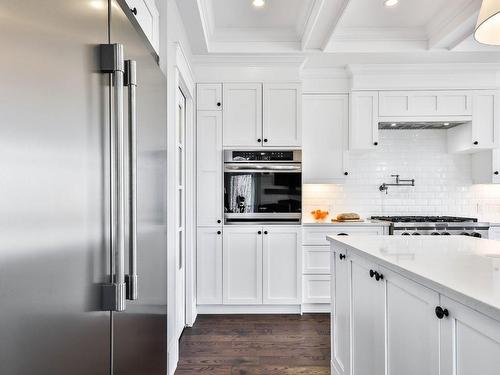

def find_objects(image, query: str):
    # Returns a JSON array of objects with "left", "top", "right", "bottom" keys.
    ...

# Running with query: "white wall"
[{"left": 303, "top": 129, "right": 500, "bottom": 223}]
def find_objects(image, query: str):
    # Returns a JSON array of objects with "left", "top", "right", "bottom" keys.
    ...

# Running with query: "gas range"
[{"left": 371, "top": 216, "right": 490, "bottom": 238}]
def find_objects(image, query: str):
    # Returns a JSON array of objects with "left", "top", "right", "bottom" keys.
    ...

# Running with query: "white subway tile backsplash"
[{"left": 303, "top": 129, "right": 500, "bottom": 223}]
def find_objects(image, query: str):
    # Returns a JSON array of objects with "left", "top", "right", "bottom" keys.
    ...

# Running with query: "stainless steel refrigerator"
[{"left": 0, "top": 1, "right": 168, "bottom": 374}]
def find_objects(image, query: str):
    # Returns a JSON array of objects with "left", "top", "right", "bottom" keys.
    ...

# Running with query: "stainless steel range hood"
[{"left": 379, "top": 121, "right": 470, "bottom": 130}]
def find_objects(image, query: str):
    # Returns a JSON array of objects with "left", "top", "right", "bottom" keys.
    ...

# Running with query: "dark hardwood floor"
[{"left": 175, "top": 314, "right": 330, "bottom": 374}]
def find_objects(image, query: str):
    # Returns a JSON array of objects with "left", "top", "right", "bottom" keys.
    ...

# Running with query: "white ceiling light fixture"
[
  {"left": 253, "top": 0, "right": 265, "bottom": 8},
  {"left": 475, "top": 0, "right": 500, "bottom": 45},
  {"left": 384, "top": 0, "right": 399, "bottom": 7}
]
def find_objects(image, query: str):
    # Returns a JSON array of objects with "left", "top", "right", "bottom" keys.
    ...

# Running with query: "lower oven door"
[{"left": 224, "top": 163, "right": 302, "bottom": 224}]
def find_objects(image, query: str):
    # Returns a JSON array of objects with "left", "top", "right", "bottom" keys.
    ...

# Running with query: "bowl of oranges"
[{"left": 311, "top": 209, "right": 329, "bottom": 222}]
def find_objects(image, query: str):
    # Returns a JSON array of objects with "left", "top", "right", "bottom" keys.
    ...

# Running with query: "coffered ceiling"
[{"left": 176, "top": 0, "right": 500, "bottom": 60}]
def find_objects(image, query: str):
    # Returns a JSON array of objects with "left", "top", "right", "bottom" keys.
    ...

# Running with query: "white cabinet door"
[
  {"left": 263, "top": 83, "right": 301, "bottom": 147},
  {"left": 197, "top": 84, "right": 222, "bottom": 111},
  {"left": 472, "top": 149, "right": 500, "bottom": 184},
  {"left": 385, "top": 268, "right": 440, "bottom": 375},
  {"left": 196, "top": 228, "right": 223, "bottom": 305},
  {"left": 303, "top": 94, "right": 348, "bottom": 182},
  {"left": 351, "top": 257, "right": 385, "bottom": 375},
  {"left": 223, "top": 226, "right": 263, "bottom": 305},
  {"left": 331, "top": 247, "right": 350, "bottom": 375},
  {"left": 303, "top": 275, "right": 330, "bottom": 304},
  {"left": 440, "top": 296, "right": 500, "bottom": 375},
  {"left": 379, "top": 90, "right": 472, "bottom": 117},
  {"left": 472, "top": 90, "right": 499, "bottom": 149},
  {"left": 303, "top": 246, "right": 330, "bottom": 274},
  {"left": 262, "top": 226, "right": 301, "bottom": 304},
  {"left": 125, "top": 0, "right": 159, "bottom": 52},
  {"left": 223, "top": 83, "right": 262, "bottom": 147},
  {"left": 196, "top": 111, "right": 223, "bottom": 226},
  {"left": 349, "top": 92, "right": 379, "bottom": 150}
]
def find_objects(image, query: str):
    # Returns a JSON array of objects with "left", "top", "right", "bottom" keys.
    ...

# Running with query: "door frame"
[{"left": 172, "top": 43, "right": 196, "bottom": 329}]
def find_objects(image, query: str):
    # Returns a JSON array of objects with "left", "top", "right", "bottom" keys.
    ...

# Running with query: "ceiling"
[{"left": 175, "top": 0, "right": 500, "bottom": 63}]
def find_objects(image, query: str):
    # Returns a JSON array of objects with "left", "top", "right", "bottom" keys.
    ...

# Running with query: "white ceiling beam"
[
  {"left": 320, "top": 0, "right": 353, "bottom": 51},
  {"left": 174, "top": 0, "right": 211, "bottom": 53},
  {"left": 300, "top": 0, "right": 325, "bottom": 51},
  {"left": 427, "top": 0, "right": 482, "bottom": 50}
]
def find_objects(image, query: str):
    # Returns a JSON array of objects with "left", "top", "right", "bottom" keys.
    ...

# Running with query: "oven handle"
[{"left": 224, "top": 163, "right": 301, "bottom": 172}]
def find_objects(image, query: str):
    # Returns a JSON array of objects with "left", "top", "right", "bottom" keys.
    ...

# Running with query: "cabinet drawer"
[
  {"left": 303, "top": 246, "right": 331, "bottom": 274},
  {"left": 302, "top": 275, "right": 331, "bottom": 304},
  {"left": 303, "top": 226, "right": 383, "bottom": 245}
]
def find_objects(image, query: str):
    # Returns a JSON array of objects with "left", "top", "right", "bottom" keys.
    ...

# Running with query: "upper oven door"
[{"left": 224, "top": 164, "right": 302, "bottom": 221}]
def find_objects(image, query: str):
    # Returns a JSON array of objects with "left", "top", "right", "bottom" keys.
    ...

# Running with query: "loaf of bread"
[{"left": 336, "top": 213, "right": 360, "bottom": 221}]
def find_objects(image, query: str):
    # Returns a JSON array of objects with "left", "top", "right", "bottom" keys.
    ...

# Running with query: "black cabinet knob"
[
  {"left": 217, "top": 219, "right": 221, "bottom": 224},
  {"left": 264, "top": 139, "right": 268, "bottom": 143},
  {"left": 435, "top": 306, "right": 449, "bottom": 319},
  {"left": 495, "top": 171, "right": 499, "bottom": 175},
  {"left": 369, "top": 269, "right": 375, "bottom": 278},
  {"left": 338, "top": 233, "right": 348, "bottom": 236},
  {"left": 264, "top": 231, "right": 268, "bottom": 235},
  {"left": 257, "top": 138, "right": 262, "bottom": 143},
  {"left": 375, "top": 272, "right": 384, "bottom": 281},
  {"left": 217, "top": 231, "right": 221, "bottom": 235},
  {"left": 474, "top": 141, "right": 479, "bottom": 145},
  {"left": 339, "top": 254, "right": 346, "bottom": 260},
  {"left": 217, "top": 102, "right": 221, "bottom": 107},
  {"left": 130, "top": 7, "right": 138, "bottom": 15},
  {"left": 258, "top": 231, "right": 262, "bottom": 235},
  {"left": 344, "top": 172, "right": 349, "bottom": 176},
  {"left": 373, "top": 142, "right": 378, "bottom": 146}
]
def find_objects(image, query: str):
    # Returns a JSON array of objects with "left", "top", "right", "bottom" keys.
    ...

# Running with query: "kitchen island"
[{"left": 328, "top": 235, "right": 500, "bottom": 375}]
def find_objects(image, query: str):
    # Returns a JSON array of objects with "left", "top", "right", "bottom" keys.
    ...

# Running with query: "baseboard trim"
[
  {"left": 197, "top": 304, "right": 302, "bottom": 314},
  {"left": 301, "top": 303, "right": 331, "bottom": 313}
]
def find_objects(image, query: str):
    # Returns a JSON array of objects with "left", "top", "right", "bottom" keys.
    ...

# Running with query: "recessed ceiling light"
[
  {"left": 391, "top": 123, "right": 397, "bottom": 127},
  {"left": 384, "top": 0, "right": 399, "bottom": 7},
  {"left": 253, "top": 0, "right": 265, "bottom": 7}
]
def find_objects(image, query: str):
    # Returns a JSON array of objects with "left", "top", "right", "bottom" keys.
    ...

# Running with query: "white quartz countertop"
[
  {"left": 327, "top": 235, "right": 500, "bottom": 321},
  {"left": 302, "top": 219, "right": 390, "bottom": 227}
]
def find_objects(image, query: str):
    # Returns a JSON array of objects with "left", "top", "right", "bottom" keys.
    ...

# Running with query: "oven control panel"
[{"left": 229, "top": 151, "right": 299, "bottom": 162}]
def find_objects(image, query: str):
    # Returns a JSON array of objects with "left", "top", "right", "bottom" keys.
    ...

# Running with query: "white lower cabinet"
[
  {"left": 223, "top": 226, "right": 263, "bottom": 305},
  {"left": 350, "top": 257, "right": 385, "bottom": 375},
  {"left": 331, "top": 246, "right": 500, "bottom": 375},
  {"left": 332, "top": 248, "right": 350, "bottom": 375},
  {"left": 385, "top": 268, "right": 440, "bottom": 375},
  {"left": 196, "top": 227, "right": 223, "bottom": 304},
  {"left": 221, "top": 225, "right": 300, "bottom": 306},
  {"left": 440, "top": 296, "right": 500, "bottom": 375}
]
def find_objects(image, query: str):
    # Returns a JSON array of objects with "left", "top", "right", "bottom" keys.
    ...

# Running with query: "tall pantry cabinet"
[{"left": 196, "top": 84, "right": 223, "bottom": 304}]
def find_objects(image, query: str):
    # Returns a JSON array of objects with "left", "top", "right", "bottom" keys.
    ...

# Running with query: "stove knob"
[
  {"left": 461, "top": 232, "right": 470, "bottom": 236},
  {"left": 442, "top": 232, "right": 451, "bottom": 236},
  {"left": 402, "top": 232, "right": 411, "bottom": 236},
  {"left": 431, "top": 232, "right": 440, "bottom": 236},
  {"left": 472, "top": 232, "right": 482, "bottom": 238},
  {"left": 411, "top": 232, "right": 421, "bottom": 235}
]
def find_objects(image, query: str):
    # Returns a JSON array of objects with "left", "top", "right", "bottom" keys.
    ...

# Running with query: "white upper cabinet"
[
  {"left": 196, "top": 228, "right": 223, "bottom": 305},
  {"left": 196, "top": 111, "right": 223, "bottom": 226},
  {"left": 472, "top": 150, "right": 500, "bottom": 184},
  {"left": 125, "top": 0, "right": 159, "bottom": 53},
  {"left": 197, "top": 84, "right": 222, "bottom": 111},
  {"left": 379, "top": 90, "right": 472, "bottom": 117},
  {"left": 262, "top": 226, "right": 301, "bottom": 304},
  {"left": 448, "top": 90, "right": 499, "bottom": 153},
  {"left": 223, "top": 226, "right": 263, "bottom": 305},
  {"left": 223, "top": 83, "right": 263, "bottom": 147},
  {"left": 440, "top": 296, "right": 500, "bottom": 375},
  {"left": 303, "top": 94, "right": 349, "bottom": 183},
  {"left": 263, "top": 83, "right": 301, "bottom": 147},
  {"left": 349, "top": 92, "right": 379, "bottom": 150}
]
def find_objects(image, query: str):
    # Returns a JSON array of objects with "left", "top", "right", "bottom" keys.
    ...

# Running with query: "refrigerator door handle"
[
  {"left": 100, "top": 44, "right": 126, "bottom": 312},
  {"left": 125, "top": 60, "right": 138, "bottom": 301}
]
